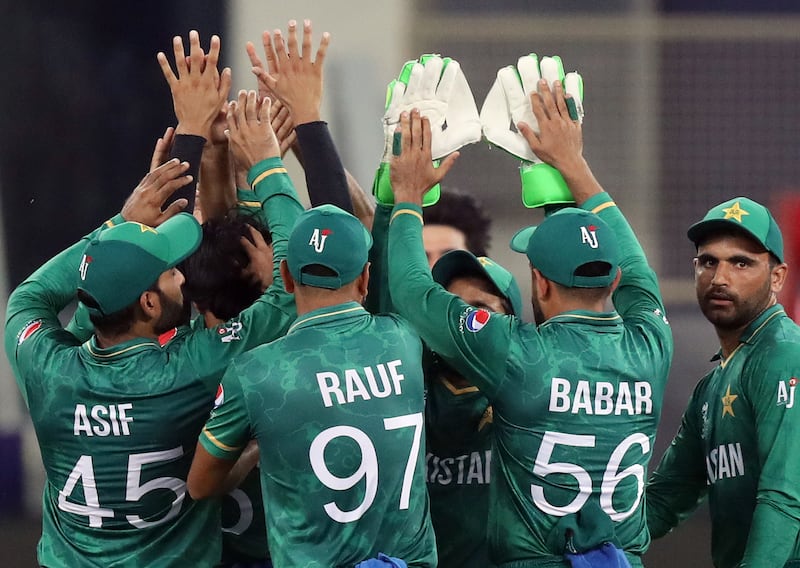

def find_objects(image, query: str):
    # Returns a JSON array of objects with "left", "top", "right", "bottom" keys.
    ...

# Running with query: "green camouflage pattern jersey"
[
  {"left": 648, "top": 304, "right": 800, "bottom": 568},
  {"left": 4, "top": 157, "right": 302, "bottom": 567},
  {"left": 388, "top": 192, "right": 673, "bottom": 567},
  {"left": 199, "top": 302, "right": 437, "bottom": 568},
  {"left": 368, "top": 204, "right": 493, "bottom": 567},
  {"left": 220, "top": 467, "right": 269, "bottom": 563}
]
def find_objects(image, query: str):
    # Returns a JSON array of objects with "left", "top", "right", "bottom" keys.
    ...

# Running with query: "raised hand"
[
  {"left": 121, "top": 159, "right": 192, "bottom": 226},
  {"left": 225, "top": 90, "right": 280, "bottom": 171},
  {"left": 157, "top": 30, "right": 232, "bottom": 139},
  {"left": 390, "top": 109, "right": 459, "bottom": 206},
  {"left": 270, "top": 99, "right": 297, "bottom": 158},
  {"left": 249, "top": 19, "right": 330, "bottom": 125},
  {"left": 149, "top": 126, "right": 175, "bottom": 172}
]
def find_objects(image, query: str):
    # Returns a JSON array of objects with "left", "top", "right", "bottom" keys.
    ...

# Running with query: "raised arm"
[
  {"left": 157, "top": 30, "right": 232, "bottom": 211},
  {"left": 248, "top": 20, "right": 353, "bottom": 213}
]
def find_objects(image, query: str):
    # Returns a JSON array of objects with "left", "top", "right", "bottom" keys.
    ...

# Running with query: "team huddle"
[{"left": 5, "top": 18, "right": 800, "bottom": 568}]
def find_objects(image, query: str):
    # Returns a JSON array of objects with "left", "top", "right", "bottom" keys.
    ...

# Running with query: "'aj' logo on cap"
[
  {"left": 79, "top": 254, "right": 93, "bottom": 281},
  {"left": 580, "top": 225, "right": 599, "bottom": 249},
  {"left": 309, "top": 228, "right": 332, "bottom": 253}
]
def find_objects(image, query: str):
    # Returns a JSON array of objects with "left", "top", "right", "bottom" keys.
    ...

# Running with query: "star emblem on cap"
[
  {"left": 721, "top": 385, "right": 738, "bottom": 417},
  {"left": 133, "top": 222, "right": 158, "bottom": 234},
  {"left": 478, "top": 257, "right": 493, "bottom": 267},
  {"left": 722, "top": 201, "right": 749, "bottom": 223}
]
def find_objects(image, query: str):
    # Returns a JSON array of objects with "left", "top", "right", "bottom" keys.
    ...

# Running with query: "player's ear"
[
  {"left": 356, "top": 262, "right": 370, "bottom": 301},
  {"left": 531, "top": 267, "right": 550, "bottom": 300},
  {"left": 139, "top": 289, "right": 160, "bottom": 318},
  {"left": 280, "top": 259, "right": 295, "bottom": 294},
  {"left": 609, "top": 267, "right": 622, "bottom": 293}
]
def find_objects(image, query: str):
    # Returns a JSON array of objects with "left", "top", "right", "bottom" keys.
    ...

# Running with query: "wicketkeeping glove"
[
  {"left": 480, "top": 54, "right": 584, "bottom": 208},
  {"left": 373, "top": 54, "right": 481, "bottom": 206}
]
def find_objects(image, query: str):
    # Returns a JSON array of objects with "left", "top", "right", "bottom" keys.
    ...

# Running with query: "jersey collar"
[
  {"left": 540, "top": 310, "right": 622, "bottom": 329},
  {"left": 287, "top": 301, "right": 367, "bottom": 334},
  {"left": 84, "top": 335, "right": 161, "bottom": 361},
  {"left": 710, "top": 304, "right": 786, "bottom": 362}
]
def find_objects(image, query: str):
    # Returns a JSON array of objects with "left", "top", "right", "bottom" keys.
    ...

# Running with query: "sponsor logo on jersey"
[
  {"left": 217, "top": 320, "right": 243, "bottom": 343},
  {"left": 580, "top": 225, "right": 599, "bottom": 249},
  {"left": 17, "top": 320, "right": 43, "bottom": 345},
  {"left": 700, "top": 401, "right": 710, "bottom": 440},
  {"left": 214, "top": 384, "right": 224, "bottom": 409},
  {"left": 706, "top": 442, "right": 745, "bottom": 484},
  {"left": 465, "top": 309, "right": 490, "bottom": 332},
  {"left": 158, "top": 327, "right": 178, "bottom": 346},
  {"left": 653, "top": 307, "right": 669, "bottom": 325},
  {"left": 309, "top": 228, "right": 332, "bottom": 253},
  {"left": 777, "top": 377, "right": 797, "bottom": 409},
  {"left": 78, "top": 254, "right": 93, "bottom": 281}
]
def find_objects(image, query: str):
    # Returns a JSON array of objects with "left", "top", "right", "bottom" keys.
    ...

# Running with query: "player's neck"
[{"left": 93, "top": 321, "right": 158, "bottom": 349}]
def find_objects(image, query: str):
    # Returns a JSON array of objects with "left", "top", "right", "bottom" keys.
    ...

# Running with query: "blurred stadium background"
[{"left": 1, "top": 0, "right": 798, "bottom": 565}]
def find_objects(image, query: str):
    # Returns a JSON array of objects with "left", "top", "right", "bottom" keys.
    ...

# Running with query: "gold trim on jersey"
[
  {"left": 250, "top": 166, "right": 288, "bottom": 188},
  {"left": 478, "top": 406, "right": 494, "bottom": 432},
  {"left": 202, "top": 427, "right": 244, "bottom": 452},
  {"left": 390, "top": 208, "right": 424, "bottom": 224},
  {"left": 591, "top": 201, "right": 617, "bottom": 214},
  {"left": 238, "top": 200, "right": 262, "bottom": 208},
  {"left": 542, "top": 313, "right": 621, "bottom": 326},
  {"left": 84, "top": 341, "right": 158, "bottom": 358},
  {"left": 440, "top": 377, "right": 479, "bottom": 395},
  {"left": 288, "top": 306, "right": 365, "bottom": 334}
]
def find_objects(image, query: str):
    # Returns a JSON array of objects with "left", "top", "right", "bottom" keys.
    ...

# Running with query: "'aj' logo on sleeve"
[
  {"left": 309, "top": 228, "right": 332, "bottom": 253},
  {"left": 580, "top": 225, "right": 599, "bottom": 249},
  {"left": 777, "top": 377, "right": 797, "bottom": 409}
]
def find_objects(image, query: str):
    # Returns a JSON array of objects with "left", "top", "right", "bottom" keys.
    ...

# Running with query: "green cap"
[
  {"left": 77, "top": 213, "right": 202, "bottom": 316},
  {"left": 432, "top": 250, "right": 524, "bottom": 316},
  {"left": 509, "top": 207, "right": 619, "bottom": 288},
  {"left": 287, "top": 204, "right": 373, "bottom": 289},
  {"left": 687, "top": 197, "right": 784, "bottom": 262}
]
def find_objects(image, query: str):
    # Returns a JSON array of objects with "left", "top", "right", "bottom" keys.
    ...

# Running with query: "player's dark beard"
[
  {"left": 697, "top": 276, "right": 772, "bottom": 332},
  {"left": 531, "top": 292, "right": 546, "bottom": 325},
  {"left": 153, "top": 291, "right": 191, "bottom": 335}
]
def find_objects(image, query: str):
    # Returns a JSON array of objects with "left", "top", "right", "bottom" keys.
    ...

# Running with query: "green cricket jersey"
[
  {"left": 425, "top": 370, "right": 493, "bottom": 567},
  {"left": 4, "top": 157, "right": 302, "bottom": 567},
  {"left": 368, "top": 204, "right": 493, "bottom": 567},
  {"left": 388, "top": 193, "right": 673, "bottom": 567},
  {"left": 199, "top": 302, "right": 438, "bottom": 568},
  {"left": 647, "top": 304, "right": 800, "bottom": 568}
]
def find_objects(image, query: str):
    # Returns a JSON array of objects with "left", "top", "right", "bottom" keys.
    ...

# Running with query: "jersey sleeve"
[
  {"left": 738, "top": 341, "right": 800, "bottom": 567},
  {"left": 364, "top": 203, "right": 393, "bottom": 315},
  {"left": 295, "top": 121, "right": 353, "bottom": 213},
  {"left": 581, "top": 193, "right": 673, "bottom": 360},
  {"left": 387, "top": 202, "right": 514, "bottom": 398},
  {"left": 646, "top": 383, "right": 709, "bottom": 539},
  {"left": 179, "top": 157, "right": 303, "bottom": 382},
  {"left": 4, "top": 215, "right": 125, "bottom": 405},
  {"left": 198, "top": 364, "right": 251, "bottom": 461}
]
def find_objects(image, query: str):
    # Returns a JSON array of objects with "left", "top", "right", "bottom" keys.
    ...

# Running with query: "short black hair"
[
  {"left": 180, "top": 214, "right": 272, "bottom": 320},
  {"left": 422, "top": 188, "right": 491, "bottom": 256},
  {"left": 78, "top": 287, "right": 148, "bottom": 336}
]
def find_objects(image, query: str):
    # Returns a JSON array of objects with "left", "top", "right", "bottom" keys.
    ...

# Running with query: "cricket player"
[
  {"left": 187, "top": 204, "right": 437, "bottom": 567},
  {"left": 4, "top": 88, "right": 303, "bottom": 566},
  {"left": 647, "top": 197, "right": 800, "bottom": 567},
  {"left": 385, "top": 79, "right": 672, "bottom": 567}
]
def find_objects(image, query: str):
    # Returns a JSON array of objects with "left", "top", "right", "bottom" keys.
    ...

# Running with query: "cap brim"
[
  {"left": 509, "top": 225, "right": 537, "bottom": 253},
  {"left": 431, "top": 249, "right": 485, "bottom": 287},
  {"left": 157, "top": 212, "right": 203, "bottom": 268},
  {"left": 687, "top": 218, "right": 763, "bottom": 251}
]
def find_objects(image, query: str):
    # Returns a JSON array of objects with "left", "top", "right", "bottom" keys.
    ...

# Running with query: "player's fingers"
[
  {"left": 246, "top": 41, "right": 263, "bottom": 70},
  {"left": 206, "top": 34, "right": 221, "bottom": 71},
  {"left": 156, "top": 52, "right": 177, "bottom": 87},
  {"left": 399, "top": 112, "right": 411, "bottom": 155},
  {"left": 161, "top": 198, "right": 190, "bottom": 221},
  {"left": 226, "top": 99, "right": 239, "bottom": 133},
  {"left": 301, "top": 19, "right": 312, "bottom": 60},
  {"left": 188, "top": 31, "right": 204, "bottom": 74},
  {"left": 420, "top": 115, "right": 432, "bottom": 155},
  {"left": 218, "top": 67, "right": 232, "bottom": 102},
  {"left": 411, "top": 109, "right": 423, "bottom": 149},
  {"left": 552, "top": 80, "right": 570, "bottom": 120},
  {"left": 436, "top": 151, "right": 460, "bottom": 181},
  {"left": 172, "top": 35, "right": 188, "bottom": 77},
  {"left": 261, "top": 30, "right": 279, "bottom": 75},
  {"left": 259, "top": 95, "right": 272, "bottom": 124},
  {"left": 273, "top": 29, "right": 288, "bottom": 65},
  {"left": 245, "top": 90, "right": 258, "bottom": 122},
  {"left": 517, "top": 121, "right": 542, "bottom": 152},
  {"left": 280, "top": 130, "right": 297, "bottom": 157},
  {"left": 530, "top": 88, "right": 549, "bottom": 124},
  {"left": 286, "top": 20, "right": 299, "bottom": 60},
  {"left": 315, "top": 31, "right": 331, "bottom": 68},
  {"left": 537, "top": 79, "right": 558, "bottom": 119}
]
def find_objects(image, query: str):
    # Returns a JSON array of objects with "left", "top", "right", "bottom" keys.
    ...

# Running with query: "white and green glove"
[
  {"left": 373, "top": 54, "right": 481, "bottom": 206},
  {"left": 480, "top": 54, "right": 584, "bottom": 208}
]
